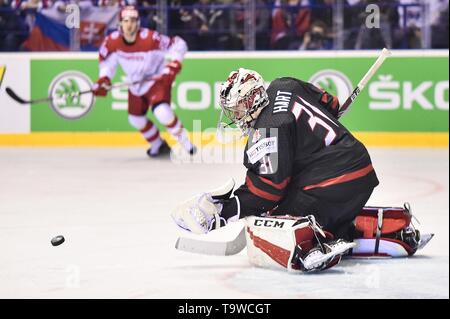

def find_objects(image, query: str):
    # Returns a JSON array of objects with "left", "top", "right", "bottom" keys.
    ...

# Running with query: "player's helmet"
[
  {"left": 219, "top": 68, "right": 269, "bottom": 135},
  {"left": 119, "top": 5, "right": 140, "bottom": 23}
]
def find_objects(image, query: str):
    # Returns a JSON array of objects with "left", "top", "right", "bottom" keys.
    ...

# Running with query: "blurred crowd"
[{"left": 0, "top": 0, "right": 448, "bottom": 51}]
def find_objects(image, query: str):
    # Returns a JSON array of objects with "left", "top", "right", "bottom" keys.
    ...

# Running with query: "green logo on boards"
[
  {"left": 48, "top": 71, "right": 95, "bottom": 120},
  {"left": 309, "top": 70, "right": 353, "bottom": 104}
]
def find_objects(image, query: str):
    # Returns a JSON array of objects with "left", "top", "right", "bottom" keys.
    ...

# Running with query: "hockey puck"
[{"left": 51, "top": 235, "right": 65, "bottom": 246}]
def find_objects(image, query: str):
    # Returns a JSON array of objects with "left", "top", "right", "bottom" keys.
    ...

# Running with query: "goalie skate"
[{"left": 297, "top": 239, "right": 356, "bottom": 272}]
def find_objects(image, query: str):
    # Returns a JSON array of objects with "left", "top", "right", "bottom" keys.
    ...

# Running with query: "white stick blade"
[
  {"left": 175, "top": 237, "right": 228, "bottom": 255},
  {"left": 175, "top": 227, "right": 247, "bottom": 256}
]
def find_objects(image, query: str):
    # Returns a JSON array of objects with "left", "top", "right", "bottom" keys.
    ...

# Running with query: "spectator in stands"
[
  {"left": 431, "top": 1, "right": 448, "bottom": 48},
  {"left": 299, "top": 19, "right": 332, "bottom": 50},
  {"left": 14, "top": 0, "right": 51, "bottom": 34},
  {"left": 169, "top": 0, "right": 198, "bottom": 49},
  {"left": 352, "top": 0, "right": 398, "bottom": 49},
  {"left": 226, "top": 0, "right": 270, "bottom": 50},
  {"left": 311, "top": 0, "right": 334, "bottom": 31},
  {"left": 97, "top": 0, "right": 131, "bottom": 7},
  {"left": 135, "top": 1, "right": 162, "bottom": 30},
  {"left": 13, "top": 0, "right": 51, "bottom": 10},
  {"left": 53, "top": 0, "right": 95, "bottom": 12},
  {"left": 270, "top": 0, "right": 311, "bottom": 50},
  {"left": 1, "top": 0, "right": 28, "bottom": 51},
  {"left": 395, "top": 0, "right": 424, "bottom": 48},
  {"left": 395, "top": 0, "right": 449, "bottom": 48},
  {"left": 190, "top": 0, "right": 225, "bottom": 50}
]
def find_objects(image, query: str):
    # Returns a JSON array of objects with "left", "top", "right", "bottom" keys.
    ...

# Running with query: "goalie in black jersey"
[
  {"left": 218, "top": 69, "right": 379, "bottom": 238},
  {"left": 172, "top": 68, "right": 429, "bottom": 272}
]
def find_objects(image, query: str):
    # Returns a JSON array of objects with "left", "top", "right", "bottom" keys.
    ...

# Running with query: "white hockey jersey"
[{"left": 98, "top": 28, "right": 187, "bottom": 96}]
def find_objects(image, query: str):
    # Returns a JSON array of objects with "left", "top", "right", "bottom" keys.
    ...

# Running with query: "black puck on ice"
[{"left": 51, "top": 235, "right": 65, "bottom": 246}]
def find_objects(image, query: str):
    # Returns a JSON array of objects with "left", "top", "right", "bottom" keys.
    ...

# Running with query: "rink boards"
[{"left": 0, "top": 50, "right": 448, "bottom": 147}]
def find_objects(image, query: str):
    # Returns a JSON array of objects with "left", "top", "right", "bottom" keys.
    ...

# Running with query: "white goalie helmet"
[{"left": 219, "top": 68, "right": 269, "bottom": 135}]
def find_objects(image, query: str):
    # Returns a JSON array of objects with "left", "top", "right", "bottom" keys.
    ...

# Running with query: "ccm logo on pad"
[{"left": 254, "top": 219, "right": 285, "bottom": 228}]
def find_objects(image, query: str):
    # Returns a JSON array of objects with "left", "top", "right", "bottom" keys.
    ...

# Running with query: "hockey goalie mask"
[{"left": 219, "top": 68, "right": 269, "bottom": 136}]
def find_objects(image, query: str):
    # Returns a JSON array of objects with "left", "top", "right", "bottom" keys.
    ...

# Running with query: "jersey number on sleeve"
[{"left": 259, "top": 155, "right": 274, "bottom": 175}]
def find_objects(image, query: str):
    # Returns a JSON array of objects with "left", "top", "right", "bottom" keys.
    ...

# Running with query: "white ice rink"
[{"left": 0, "top": 146, "right": 448, "bottom": 298}]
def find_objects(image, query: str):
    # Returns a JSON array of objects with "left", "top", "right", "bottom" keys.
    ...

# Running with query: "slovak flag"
[{"left": 23, "top": 5, "right": 119, "bottom": 51}]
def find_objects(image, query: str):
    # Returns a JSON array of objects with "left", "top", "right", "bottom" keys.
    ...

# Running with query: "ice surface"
[{"left": 0, "top": 147, "right": 448, "bottom": 298}]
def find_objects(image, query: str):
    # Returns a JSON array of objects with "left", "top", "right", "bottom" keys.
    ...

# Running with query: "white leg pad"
[{"left": 244, "top": 216, "right": 310, "bottom": 272}]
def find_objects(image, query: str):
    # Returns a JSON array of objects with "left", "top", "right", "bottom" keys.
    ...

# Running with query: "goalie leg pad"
[
  {"left": 351, "top": 203, "right": 421, "bottom": 257},
  {"left": 244, "top": 216, "right": 311, "bottom": 271},
  {"left": 244, "top": 215, "right": 348, "bottom": 272}
]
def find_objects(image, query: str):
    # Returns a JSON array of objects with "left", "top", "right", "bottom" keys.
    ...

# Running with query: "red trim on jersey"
[
  {"left": 247, "top": 227, "right": 290, "bottom": 268},
  {"left": 258, "top": 176, "right": 291, "bottom": 190},
  {"left": 246, "top": 176, "right": 282, "bottom": 202},
  {"left": 140, "top": 121, "right": 154, "bottom": 133},
  {"left": 303, "top": 164, "right": 374, "bottom": 191}
]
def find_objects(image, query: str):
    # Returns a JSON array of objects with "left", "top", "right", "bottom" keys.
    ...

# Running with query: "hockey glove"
[
  {"left": 92, "top": 76, "right": 111, "bottom": 96},
  {"left": 171, "top": 179, "right": 235, "bottom": 234},
  {"left": 156, "top": 60, "right": 182, "bottom": 84}
]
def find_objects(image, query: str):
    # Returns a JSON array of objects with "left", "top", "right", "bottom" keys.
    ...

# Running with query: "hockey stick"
[
  {"left": 5, "top": 75, "right": 159, "bottom": 105},
  {"left": 175, "top": 226, "right": 246, "bottom": 256},
  {"left": 338, "top": 48, "right": 392, "bottom": 118}
]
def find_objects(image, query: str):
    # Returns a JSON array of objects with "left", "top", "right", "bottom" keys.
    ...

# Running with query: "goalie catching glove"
[{"left": 171, "top": 179, "right": 238, "bottom": 234}]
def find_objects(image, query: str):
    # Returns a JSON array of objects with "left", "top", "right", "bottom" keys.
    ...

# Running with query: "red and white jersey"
[{"left": 98, "top": 28, "right": 187, "bottom": 96}]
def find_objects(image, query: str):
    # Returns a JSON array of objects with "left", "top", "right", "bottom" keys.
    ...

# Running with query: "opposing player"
[{"left": 93, "top": 6, "right": 196, "bottom": 157}]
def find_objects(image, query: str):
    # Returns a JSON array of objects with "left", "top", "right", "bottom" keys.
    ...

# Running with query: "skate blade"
[{"left": 417, "top": 233, "right": 434, "bottom": 250}]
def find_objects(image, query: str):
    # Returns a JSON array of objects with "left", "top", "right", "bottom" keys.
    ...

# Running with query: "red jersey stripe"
[
  {"left": 303, "top": 164, "right": 374, "bottom": 191},
  {"left": 246, "top": 176, "right": 282, "bottom": 202},
  {"left": 258, "top": 175, "right": 291, "bottom": 190}
]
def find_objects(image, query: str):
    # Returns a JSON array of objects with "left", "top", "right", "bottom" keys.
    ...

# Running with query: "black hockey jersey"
[{"left": 221, "top": 77, "right": 379, "bottom": 219}]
